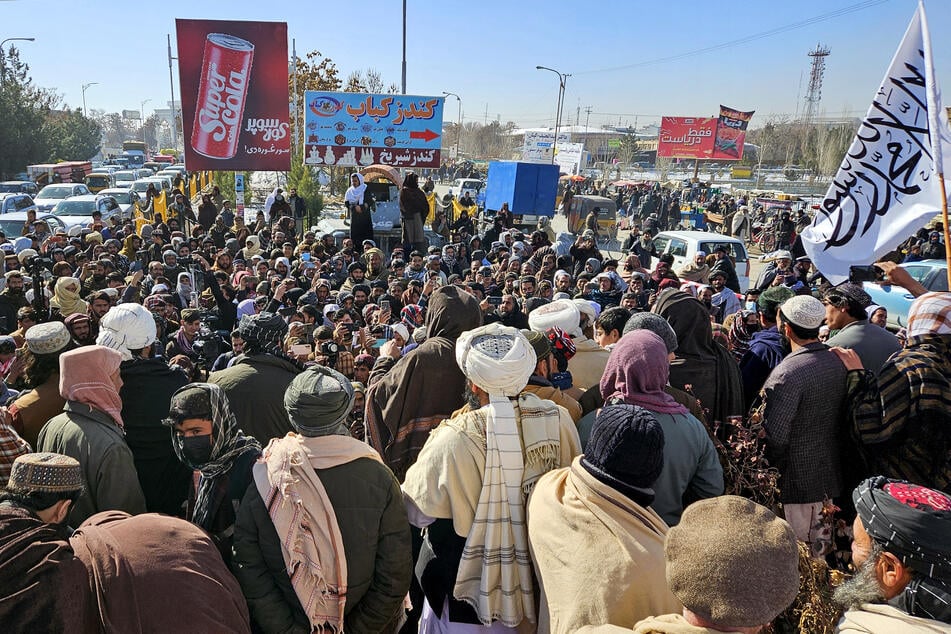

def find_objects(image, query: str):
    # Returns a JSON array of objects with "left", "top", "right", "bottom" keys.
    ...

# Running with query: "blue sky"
[{"left": 3, "top": 0, "right": 950, "bottom": 130}]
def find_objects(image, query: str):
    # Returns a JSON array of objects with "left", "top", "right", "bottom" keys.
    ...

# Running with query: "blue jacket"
[{"left": 740, "top": 326, "right": 786, "bottom": 409}]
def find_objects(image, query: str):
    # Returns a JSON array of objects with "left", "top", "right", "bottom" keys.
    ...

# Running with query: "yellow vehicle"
[
  {"left": 567, "top": 195, "right": 618, "bottom": 240},
  {"left": 85, "top": 172, "right": 116, "bottom": 193}
]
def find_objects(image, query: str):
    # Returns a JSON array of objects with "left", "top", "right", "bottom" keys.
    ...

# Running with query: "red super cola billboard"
[{"left": 176, "top": 19, "right": 290, "bottom": 171}]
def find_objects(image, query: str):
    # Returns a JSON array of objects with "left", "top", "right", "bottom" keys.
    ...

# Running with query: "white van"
[{"left": 652, "top": 230, "right": 751, "bottom": 292}]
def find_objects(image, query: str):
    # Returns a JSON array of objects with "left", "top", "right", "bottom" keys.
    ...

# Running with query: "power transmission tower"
[{"left": 803, "top": 44, "right": 830, "bottom": 121}]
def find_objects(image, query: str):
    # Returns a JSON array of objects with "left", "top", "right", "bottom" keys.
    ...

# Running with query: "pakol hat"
[
  {"left": 666, "top": 496, "right": 799, "bottom": 628},
  {"left": 8, "top": 452, "right": 83, "bottom": 494}
]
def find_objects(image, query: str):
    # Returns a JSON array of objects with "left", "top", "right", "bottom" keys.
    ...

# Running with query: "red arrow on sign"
[{"left": 409, "top": 129, "right": 440, "bottom": 142}]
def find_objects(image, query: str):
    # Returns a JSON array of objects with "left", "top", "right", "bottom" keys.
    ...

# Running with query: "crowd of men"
[{"left": 0, "top": 170, "right": 949, "bottom": 634}]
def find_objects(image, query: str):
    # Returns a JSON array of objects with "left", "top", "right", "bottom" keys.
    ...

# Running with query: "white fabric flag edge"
[{"left": 801, "top": 3, "right": 951, "bottom": 285}]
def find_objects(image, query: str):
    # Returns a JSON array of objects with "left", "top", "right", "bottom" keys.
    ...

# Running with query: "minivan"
[{"left": 652, "top": 230, "right": 751, "bottom": 292}]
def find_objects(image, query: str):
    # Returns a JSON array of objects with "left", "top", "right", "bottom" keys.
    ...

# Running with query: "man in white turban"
[{"left": 402, "top": 323, "right": 581, "bottom": 633}]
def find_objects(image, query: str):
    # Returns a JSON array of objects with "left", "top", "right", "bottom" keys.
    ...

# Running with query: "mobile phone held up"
[
  {"left": 487, "top": 295, "right": 503, "bottom": 306},
  {"left": 848, "top": 265, "right": 884, "bottom": 284}
]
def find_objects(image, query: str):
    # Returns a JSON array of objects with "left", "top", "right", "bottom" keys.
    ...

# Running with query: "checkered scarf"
[{"left": 907, "top": 292, "right": 951, "bottom": 338}]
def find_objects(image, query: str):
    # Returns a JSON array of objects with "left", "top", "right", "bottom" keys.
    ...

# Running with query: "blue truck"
[{"left": 483, "top": 161, "right": 559, "bottom": 229}]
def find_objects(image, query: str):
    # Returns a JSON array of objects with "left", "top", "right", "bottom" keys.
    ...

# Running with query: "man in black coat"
[
  {"left": 709, "top": 245, "right": 741, "bottom": 293},
  {"left": 96, "top": 303, "right": 191, "bottom": 516}
]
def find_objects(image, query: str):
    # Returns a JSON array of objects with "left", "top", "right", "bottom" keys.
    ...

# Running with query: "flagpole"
[
  {"left": 920, "top": 1, "right": 951, "bottom": 288},
  {"left": 941, "top": 173, "right": 951, "bottom": 289}
]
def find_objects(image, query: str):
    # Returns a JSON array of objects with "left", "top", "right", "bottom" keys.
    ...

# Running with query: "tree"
[
  {"left": 44, "top": 108, "right": 101, "bottom": 160},
  {"left": 0, "top": 46, "right": 56, "bottom": 178},
  {"left": 287, "top": 152, "right": 324, "bottom": 228}
]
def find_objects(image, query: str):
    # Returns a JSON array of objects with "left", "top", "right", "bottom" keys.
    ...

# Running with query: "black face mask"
[{"left": 178, "top": 434, "right": 213, "bottom": 468}]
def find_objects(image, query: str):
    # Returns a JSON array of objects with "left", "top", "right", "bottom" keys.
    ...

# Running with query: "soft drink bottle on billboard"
[{"left": 191, "top": 33, "right": 254, "bottom": 160}]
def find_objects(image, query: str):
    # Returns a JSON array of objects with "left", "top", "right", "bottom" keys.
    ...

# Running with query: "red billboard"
[
  {"left": 176, "top": 19, "right": 290, "bottom": 171},
  {"left": 657, "top": 117, "right": 716, "bottom": 159},
  {"left": 712, "top": 105, "right": 754, "bottom": 160}
]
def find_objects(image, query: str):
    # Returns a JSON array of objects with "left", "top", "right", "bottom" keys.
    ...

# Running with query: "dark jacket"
[
  {"left": 739, "top": 326, "right": 786, "bottom": 409},
  {"left": 119, "top": 357, "right": 190, "bottom": 517},
  {"left": 232, "top": 457, "right": 412, "bottom": 634},
  {"left": 36, "top": 401, "right": 147, "bottom": 526},
  {"left": 0, "top": 291, "right": 27, "bottom": 334},
  {"left": 709, "top": 256, "right": 740, "bottom": 293},
  {"left": 209, "top": 353, "right": 302, "bottom": 445},
  {"left": 190, "top": 449, "right": 258, "bottom": 567}
]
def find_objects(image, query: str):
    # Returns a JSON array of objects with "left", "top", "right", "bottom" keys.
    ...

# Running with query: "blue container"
[{"left": 484, "top": 161, "right": 559, "bottom": 218}]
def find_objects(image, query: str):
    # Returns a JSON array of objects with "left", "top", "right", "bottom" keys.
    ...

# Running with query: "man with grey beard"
[{"left": 834, "top": 476, "right": 951, "bottom": 633}]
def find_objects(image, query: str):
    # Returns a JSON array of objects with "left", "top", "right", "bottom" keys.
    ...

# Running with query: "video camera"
[{"left": 319, "top": 340, "right": 339, "bottom": 369}]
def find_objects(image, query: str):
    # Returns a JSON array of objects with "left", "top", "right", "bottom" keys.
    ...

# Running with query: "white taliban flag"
[{"left": 802, "top": 2, "right": 951, "bottom": 284}]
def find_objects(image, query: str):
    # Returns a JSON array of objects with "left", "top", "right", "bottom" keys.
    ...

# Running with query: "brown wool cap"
[{"left": 665, "top": 496, "right": 800, "bottom": 628}]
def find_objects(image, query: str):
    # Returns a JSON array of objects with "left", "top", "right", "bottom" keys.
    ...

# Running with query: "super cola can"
[{"left": 191, "top": 33, "right": 254, "bottom": 159}]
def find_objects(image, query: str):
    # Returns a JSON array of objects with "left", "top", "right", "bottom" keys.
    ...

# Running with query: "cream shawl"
[
  {"left": 528, "top": 458, "right": 680, "bottom": 633},
  {"left": 402, "top": 393, "right": 580, "bottom": 628},
  {"left": 253, "top": 433, "right": 383, "bottom": 633}
]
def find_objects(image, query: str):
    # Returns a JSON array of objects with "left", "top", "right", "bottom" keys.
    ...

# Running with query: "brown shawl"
[
  {"left": 366, "top": 286, "right": 482, "bottom": 481},
  {"left": 0, "top": 504, "right": 93, "bottom": 633},
  {"left": 70, "top": 511, "right": 251, "bottom": 634}
]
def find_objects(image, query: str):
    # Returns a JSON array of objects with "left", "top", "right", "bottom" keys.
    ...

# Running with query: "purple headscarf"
[{"left": 600, "top": 330, "right": 688, "bottom": 415}]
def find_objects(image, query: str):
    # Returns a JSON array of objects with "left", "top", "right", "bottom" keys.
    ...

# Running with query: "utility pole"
[
  {"left": 167, "top": 34, "right": 179, "bottom": 149},
  {"left": 401, "top": 0, "right": 407, "bottom": 94}
]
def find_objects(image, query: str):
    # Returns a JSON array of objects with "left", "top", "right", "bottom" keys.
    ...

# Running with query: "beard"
[
  {"left": 834, "top": 544, "right": 885, "bottom": 610},
  {"left": 464, "top": 379, "right": 482, "bottom": 411}
]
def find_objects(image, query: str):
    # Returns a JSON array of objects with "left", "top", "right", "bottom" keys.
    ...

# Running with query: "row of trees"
[
  {"left": 0, "top": 46, "right": 102, "bottom": 179},
  {"left": 745, "top": 117, "right": 857, "bottom": 178}
]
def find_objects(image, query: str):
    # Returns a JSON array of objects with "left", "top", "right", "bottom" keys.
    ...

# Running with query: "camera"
[{"left": 319, "top": 340, "right": 339, "bottom": 368}]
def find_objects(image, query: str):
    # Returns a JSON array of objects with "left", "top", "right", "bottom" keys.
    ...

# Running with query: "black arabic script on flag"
[{"left": 818, "top": 48, "right": 933, "bottom": 250}]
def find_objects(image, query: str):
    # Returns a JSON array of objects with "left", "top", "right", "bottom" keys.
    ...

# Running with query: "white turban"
[
  {"left": 527, "top": 298, "right": 582, "bottom": 337},
  {"left": 96, "top": 303, "right": 157, "bottom": 361},
  {"left": 455, "top": 323, "right": 536, "bottom": 397}
]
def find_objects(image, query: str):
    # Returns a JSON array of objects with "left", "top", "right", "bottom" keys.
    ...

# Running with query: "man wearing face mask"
[
  {"left": 165, "top": 383, "right": 261, "bottom": 566},
  {"left": 0, "top": 271, "right": 28, "bottom": 335},
  {"left": 739, "top": 286, "right": 794, "bottom": 410},
  {"left": 0, "top": 453, "right": 93, "bottom": 631}
]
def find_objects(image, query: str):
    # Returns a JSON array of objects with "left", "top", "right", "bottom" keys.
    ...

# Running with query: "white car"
[
  {"left": 112, "top": 170, "right": 139, "bottom": 186},
  {"left": 51, "top": 194, "right": 124, "bottom": 229},
  {"left": 651, "top": 230, "right": 751, "bottom": 292},
  {"left": 98, "top": 188, "right": 142, "bottom": 217},
  {"left": 452, "top": 178, "right": 482, "bottom": 200},
  {"left": 33, "top": 183, "right": 91, "bottom": 212}
]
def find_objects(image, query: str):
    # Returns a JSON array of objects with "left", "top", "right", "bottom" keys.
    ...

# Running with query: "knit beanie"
[
  {"left": 96, "top": 303, "right": 158, "bottom": 361},
  {"left": 284, "top": 365, "right": 355, "bottom": 437},
  {"left": 622, "top": 312, "right": 678, "bottom": 353},
  {"left": 757, "top": 285, "right": 795, "bottom": 319},
  {"left": 665, "top": 496, "right": 799, "bottom": 628},
  {"left": 580, "top": 404, "right": 665, "bottom": 503}
]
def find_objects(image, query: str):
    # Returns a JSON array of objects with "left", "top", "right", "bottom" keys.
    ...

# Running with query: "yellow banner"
[
  {"left": 426, "top": 192, "right": 437, "bottom": 223},
  {"left": 452, "top": 199, "right": 476, "bottom": 218}
]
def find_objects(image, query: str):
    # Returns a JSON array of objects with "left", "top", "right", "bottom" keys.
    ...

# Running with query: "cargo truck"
[{"left": 482, "top": 161, "right": 559, "bottom": 229}]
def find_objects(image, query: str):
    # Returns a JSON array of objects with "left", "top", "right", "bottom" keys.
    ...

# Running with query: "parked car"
[
  {"left": 0, "top": 181, "right": 39, "bottom": 196},
  {"left": 652, "top": 230, "right": 751, "bottom": 292},
  {"left": 864, "top": 259, "right": 948, "bottom": 331},
  {"left": 33, "top": 183, "right": 91, "bottom": 212},
  {"left": 112, "top": 170, "right": 139, "bottom": 186},
  {"left": 0, "top": 193, "right": 37, "bottom": 216},
  {"left": 51, "top": 194, "right": 123, "bottom": 229},
  {"left": 0, "top": 211, "right": 68, "bottom": 237},
  {"left": 98, "top": 188, "right": 142, "bottom": 217}
]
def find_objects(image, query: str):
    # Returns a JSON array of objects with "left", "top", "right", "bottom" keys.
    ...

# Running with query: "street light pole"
[
  {"left": 167, "top": 34, "right": 179, "bottom": 149},
  {"left": 401, "top": 0, "right": 407, "bottom": 94},
  {"left": 443, "top": 92, "right": 462, "bottom": 160},
  {"left": 81, "top": 82, "right": 98, "bottom": 117},
  {"left": 536, "top": 66, "right": 570, "bottom": 165},
  {"left": 1, "top": 37, "right": 35, "bottom": 82},
  {"left": 140, "top": 99, "right": 152, "bottom": 141}
]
